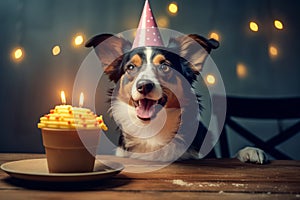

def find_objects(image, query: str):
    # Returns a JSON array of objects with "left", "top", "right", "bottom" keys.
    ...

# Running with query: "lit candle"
[
  {"left": 79, "top": 92, "right": 84, "bottom": 107},
  {"left": 61, "top": 91, "right": 66, "bottom": 105},
  {"left": 38, "top": 91, "right": 108, "bottom": 131}
]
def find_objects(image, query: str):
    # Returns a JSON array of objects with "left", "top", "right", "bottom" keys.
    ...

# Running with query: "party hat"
[{"left": 131, "top": 0, "right": 164, "bottom": 49}]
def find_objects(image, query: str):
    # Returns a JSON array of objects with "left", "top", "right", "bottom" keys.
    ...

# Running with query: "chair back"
[{"left": 213, "top": 95, "right": 300, "bottom": 159}]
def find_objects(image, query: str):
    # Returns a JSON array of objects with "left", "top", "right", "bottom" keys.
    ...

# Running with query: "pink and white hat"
[{"left": 131, "top": 0, "right": 164, "bottom": 49}]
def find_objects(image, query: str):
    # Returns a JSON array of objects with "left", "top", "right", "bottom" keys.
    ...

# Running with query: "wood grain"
[{"left": 0, "top": 154, "right": 299, "bottom": 200}]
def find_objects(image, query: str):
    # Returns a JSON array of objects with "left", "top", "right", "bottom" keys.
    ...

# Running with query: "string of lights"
[{"left": 9, "top": 1, "right": 284, "bottom": 87}]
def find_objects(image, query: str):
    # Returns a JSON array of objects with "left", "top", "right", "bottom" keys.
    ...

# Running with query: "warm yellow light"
[
  {"left": 12, "top": 47, "right": 24, "bottom": 62},
  {"left": 206, "top": 74, "right": 216, "bottom": 85},
  {"left": 52, "top": 45, "right": 61, "bottom": 56},
  {"left": 61, "top": 91, "right": 66, "bottom": 105},
  {"left": 132, "top": 30, "right": 137, "bottom": 38},
  {"left": 269, "top": 45, "right": 278, "bottom": 57},
  {"left": 168, "top": 2, "right": 178, "bottom": 14},
  {"left": 79, "top": 92, "right": 84, "bottom": 107},
  {"left": 15, "top": 49, "right": 23, "bottom": 59},
  {"left": 249, "top": 21, "right": 259, "bottom": 32},
  {"left": 157, "top": 16, "right": 169, "bottom": 28},
  {"left": 209, "top": 32, "right": 220, "bottom": 41},
  {"left": 236, "top": 63, "right": 248, "bottom": 78},
  {"left": 74, "top": 34, "right": 84, "bottom": 46},
  {"left": 274, "top": 20, "right": 283, "bottom": 30}
]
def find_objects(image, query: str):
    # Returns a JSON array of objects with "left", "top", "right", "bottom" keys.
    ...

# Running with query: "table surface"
[{"left": 0, "top": 153, "right": 299, "bottom": 200}]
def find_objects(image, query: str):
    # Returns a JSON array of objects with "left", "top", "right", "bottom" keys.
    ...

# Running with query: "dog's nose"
[{"left": 136, "top": 79, "right": 155, "bottom": 95}]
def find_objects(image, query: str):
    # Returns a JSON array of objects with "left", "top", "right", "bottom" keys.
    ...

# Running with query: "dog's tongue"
[{"left": 136, "top": 99, "right": 156, "bottom": 119}]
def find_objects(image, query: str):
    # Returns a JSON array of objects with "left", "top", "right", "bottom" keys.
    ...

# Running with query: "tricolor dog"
[
  {"left": 85, "top": 0, "right": 267, "bottom": 164},
  {"left": 85, "top": 33, "right": 267, "bottom": 164}
]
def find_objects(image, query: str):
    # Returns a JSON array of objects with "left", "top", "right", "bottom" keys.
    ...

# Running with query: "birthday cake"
[
  {"left": 37, "top": 103, "right": 107, "bottom": 173},
  {"left": 38, "top": 105, "right": 108, "bottom": 130}
]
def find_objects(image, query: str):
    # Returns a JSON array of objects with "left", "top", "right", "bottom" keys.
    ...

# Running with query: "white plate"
[{"left": 1, "top": 158, "right": 124, "bottom": 182}]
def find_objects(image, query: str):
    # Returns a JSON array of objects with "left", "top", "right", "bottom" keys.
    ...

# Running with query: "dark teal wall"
[{"left": 0, "top": 0, "right": 299, "bottom": 157}]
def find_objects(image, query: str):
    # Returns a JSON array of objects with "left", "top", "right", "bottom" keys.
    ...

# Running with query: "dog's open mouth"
[{"left": 133, "top": 97, "right": 167, "bottom": 120}]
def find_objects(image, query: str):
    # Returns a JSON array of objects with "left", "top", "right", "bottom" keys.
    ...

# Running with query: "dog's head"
[{"left": 86, "top": 34, "right": 218, "bottom": 121}]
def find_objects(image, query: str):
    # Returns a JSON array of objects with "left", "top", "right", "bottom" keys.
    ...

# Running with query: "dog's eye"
[
  {"left": 126, "top": 64, "right": 137, "bottom": 72},
  {"left": 159, "top": 63, "right": 171, "bottom": 73}
]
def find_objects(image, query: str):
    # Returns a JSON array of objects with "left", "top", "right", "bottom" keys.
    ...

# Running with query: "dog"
[{"left": 85, "top": 33, "right": 267, "bottom": 164}]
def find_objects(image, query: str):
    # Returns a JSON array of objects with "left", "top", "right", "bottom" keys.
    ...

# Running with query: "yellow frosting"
[{"left": 38, "top": 105, "right": 108, "bottom": 130}]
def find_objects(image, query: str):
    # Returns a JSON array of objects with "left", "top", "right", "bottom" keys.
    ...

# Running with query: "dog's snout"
[{"left": 136, "top": 79, "right": 155, "bottom": 95}]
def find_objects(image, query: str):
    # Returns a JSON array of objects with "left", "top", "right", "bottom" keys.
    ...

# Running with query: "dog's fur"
[{"left": 86, "top": 33, "right": 267, "bottom": 164}]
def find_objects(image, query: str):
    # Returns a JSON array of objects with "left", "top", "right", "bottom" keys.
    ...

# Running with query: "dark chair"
[{"left": 213, "top": 95, "right": 300, "bottom": 159}]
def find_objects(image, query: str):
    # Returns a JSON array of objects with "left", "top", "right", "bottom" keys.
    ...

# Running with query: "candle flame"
[
  {"left": 79, "top": 92, "right": 84, "bottom": 107},
  {"left": 61, "top": 91, "right": 66, "bottom": 105}
]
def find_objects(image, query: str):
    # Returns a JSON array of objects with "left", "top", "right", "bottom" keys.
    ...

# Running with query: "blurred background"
[{"left": 0, "top": 0, "right": 299, "bottom": 159}]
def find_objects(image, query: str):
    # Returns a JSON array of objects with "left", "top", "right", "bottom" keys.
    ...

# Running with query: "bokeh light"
[
  {"left": 236, "top": 63, "right": 248, "bottom": 79},
  {"left": 249, "top": 21, "right": 259, "bottom": 32},
  {"left": 274, "top": 20, "right": 283, "bottom": 30},
  {"left": 269, "top": 45, "right": 278, "bottom": 58},
  {"left": 157, "top": 16, "right": 169, "bottom": 28},
  {"left": 168, "top": 2, "right": 178, "bottom": 15},
  {"left": 206, "top": 74, "right": 216, "bottom": 85},
  {"left": 73, "top": 34, "right": 84, "bottom": 46},
  {"left": 52, "top": 45, "right": 61, "bottom": 56},
  {"left": 11, "top": 47, "right": 24, "bottom": 62},
  {"left": 209, "top": 31, "right": 220, "bottom": 41}
]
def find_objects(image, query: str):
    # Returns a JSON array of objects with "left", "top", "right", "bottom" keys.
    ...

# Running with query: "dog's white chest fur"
[{"left": 112, "top": 100, "right": 191, "bottom": 161}]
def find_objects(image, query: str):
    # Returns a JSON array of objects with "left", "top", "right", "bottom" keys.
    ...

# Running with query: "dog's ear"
[
  {"left": 85, "top": 34, "right": 132, "bottom": 81},
  {"left": 167, "top": 34, "right": 219, "bottom": 72}
]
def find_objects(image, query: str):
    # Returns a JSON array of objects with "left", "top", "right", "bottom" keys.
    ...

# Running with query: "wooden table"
[{"left": 0, "top": 153, "right": 299, "bottom": 200}]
